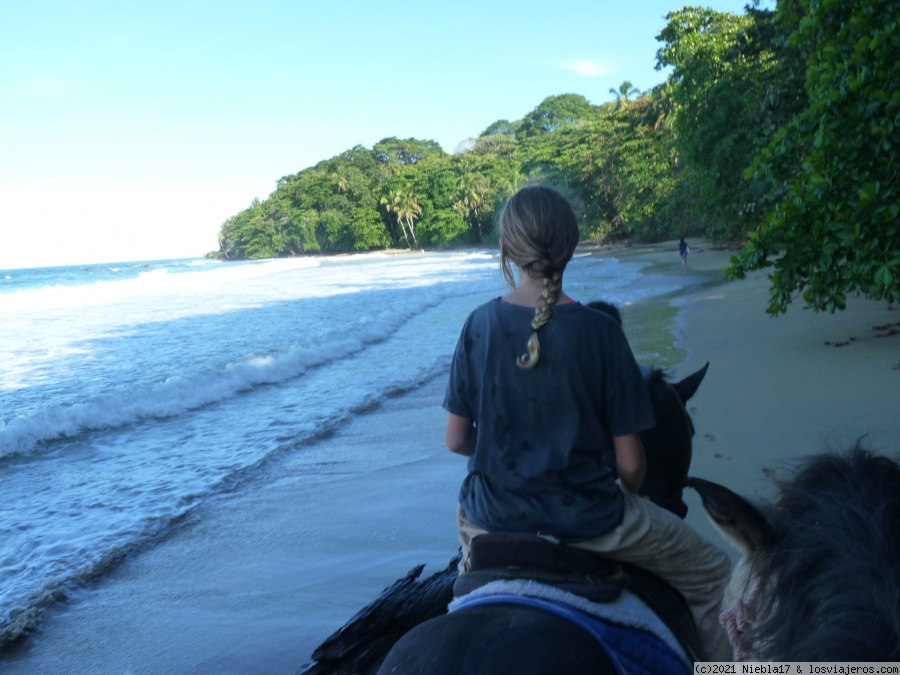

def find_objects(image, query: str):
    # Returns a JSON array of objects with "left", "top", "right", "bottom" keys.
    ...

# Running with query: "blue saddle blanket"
[{"left": 451, "top": 591, "right": 691, "bottom": 675}]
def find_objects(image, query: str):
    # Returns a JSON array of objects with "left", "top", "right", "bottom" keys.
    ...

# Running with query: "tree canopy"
[
  {"left": 653, "top": 0, "right": 898, "bottom": 312},
  {"left": 211, "top": 88, "right": 674, "bottom": 260},
  {"left": 516, "top": 94, "right": 598, "bottom": 137},
  {"left": 210, "top": 0, "right": 899, "bottom": 314},
  {"left": 727, "top": 0, "right": 900, "bottom": 313}
]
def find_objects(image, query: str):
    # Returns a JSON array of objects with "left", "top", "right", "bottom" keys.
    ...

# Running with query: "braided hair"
[{"left": 498, "top": 185, "right": 579, "bottom": 369}]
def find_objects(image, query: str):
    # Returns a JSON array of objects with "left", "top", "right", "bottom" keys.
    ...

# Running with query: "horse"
[
  {"left": 301, "top": 360, "right": 710, "bottom": 674},
  {"left": 635, "top": 364, "right": 706, "bottom": 518},
  {"left": 688, "top": 444, "right": 900, "bottom": 661}
]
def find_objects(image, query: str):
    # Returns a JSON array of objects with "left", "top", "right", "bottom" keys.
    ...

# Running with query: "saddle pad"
[{"left": 449, "top": 579, "right": 689, "bottom": 669}]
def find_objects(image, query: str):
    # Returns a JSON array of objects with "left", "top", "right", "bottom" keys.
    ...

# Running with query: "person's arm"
[
  {"left": 613, "top": 433, "right": 646, "bottom": 493},
  {"left": 445, "top": 413, "right": 476, "bottom": 456}
]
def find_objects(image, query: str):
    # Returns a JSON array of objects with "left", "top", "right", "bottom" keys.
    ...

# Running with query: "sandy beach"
[{"left": 2, "top": 242, "right": 898, "bottom": 674}]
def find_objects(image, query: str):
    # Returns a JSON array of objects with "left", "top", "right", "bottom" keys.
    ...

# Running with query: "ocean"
[{"left": 0, "top": 249, "right": 667, "bottom": 656}]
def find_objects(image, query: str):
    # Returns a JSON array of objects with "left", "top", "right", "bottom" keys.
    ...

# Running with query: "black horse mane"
[{"left": 750, "top": 444, "right": 900, "bottom": 660}]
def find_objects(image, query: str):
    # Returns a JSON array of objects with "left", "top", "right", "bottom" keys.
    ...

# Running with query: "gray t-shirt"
[{"left": 443, "top": 298, "right": 655, "bottom": 539}]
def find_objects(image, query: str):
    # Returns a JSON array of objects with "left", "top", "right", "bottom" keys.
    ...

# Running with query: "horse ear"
[
  {"left": 687, "top": 476, "right": 775, "bottom": 557},
  {"left": 671, "top": 362, "right": 709, "bottom": 403}
]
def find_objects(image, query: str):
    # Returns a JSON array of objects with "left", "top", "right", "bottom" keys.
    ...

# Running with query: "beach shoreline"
[{"left": 2, "top": 241, "right": 898, "bottom": 674}]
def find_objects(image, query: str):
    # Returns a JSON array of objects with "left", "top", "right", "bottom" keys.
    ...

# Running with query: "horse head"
[
  {"left": 688, "top": 445, "right": 900, "bottom": 661},
  {"left": 640, "top": 362, "right": 709, "bottom": 518}
]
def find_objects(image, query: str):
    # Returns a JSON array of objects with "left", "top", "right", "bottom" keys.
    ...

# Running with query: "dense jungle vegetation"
[{"left": 211, "top": 0, "right": 899, "bottom": 313}]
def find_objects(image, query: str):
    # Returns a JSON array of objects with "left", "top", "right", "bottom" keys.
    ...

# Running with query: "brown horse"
[{"left": 689, "top": 445, "right": 900, "bottom": 660}]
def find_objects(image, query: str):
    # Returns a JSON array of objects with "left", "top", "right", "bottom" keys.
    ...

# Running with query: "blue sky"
[{"left": 0, "top": 0, "right": 760, "bottom": 269}]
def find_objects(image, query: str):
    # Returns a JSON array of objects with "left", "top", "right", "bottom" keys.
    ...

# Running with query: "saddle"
[{"left": 453, "top": 532, "right": 700, "bottom": 662}]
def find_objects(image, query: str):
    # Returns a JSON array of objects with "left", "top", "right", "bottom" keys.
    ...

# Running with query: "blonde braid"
[
  {"left": 517, "top": 270, "right": 562, "bottom": 369},
  {"left": 498, "top": 184, "right": 579, "bottom": 369}
]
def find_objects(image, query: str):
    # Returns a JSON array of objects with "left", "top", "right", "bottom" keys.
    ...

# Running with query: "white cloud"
[{"left": 558, "top": 60, "right": 616, "bottom": 77}]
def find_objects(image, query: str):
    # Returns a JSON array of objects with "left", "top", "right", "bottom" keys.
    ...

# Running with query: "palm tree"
[
  {"left": 454, "top": 172, "right": 490, "bottom": 239},
  {"left": 380, "top": 190, "right": 405, "bottom": 246},
  {"left": 609, "top": 81, "right": 642, "bottom": 108},
  {"left": 380, "top": 189, "right": 421, "bottom": 248},
  {"left": 397, "top": 191, "right": 422, "bottom": 248}
]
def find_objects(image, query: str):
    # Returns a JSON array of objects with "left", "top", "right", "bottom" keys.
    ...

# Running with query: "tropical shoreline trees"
[
  {"left": 210, "top": 0, "right": 898, "bottom": 313},
  {"left": 727, "top": 0, "right": 900, "bottom": 313},
  {"left": 210, "top": 88, "right": 680, "bottom": 261}
]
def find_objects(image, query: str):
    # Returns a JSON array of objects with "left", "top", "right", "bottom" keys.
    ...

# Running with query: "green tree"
[
  {"left": 517, "top": 94, "right": 597, "bottom": 137},
  {"left": 520, "top": 96, "right": 677, "bottom": 243},
  {"left": 471, "top": 133, "right": 518, "bottom": 158},
  {"left": 453, "top": 165, "right": 490, "bottom": 238},
  {"left": 346, "top": 205, "right": 392, "bottom": 250},
  {"left": 410, "top": 160, "right": 472, "bottom": 247},
  {"left": 729, "top": 0, "right": 900, "bottom": 313},
  {"left": 480, "top": 119, "right": 521, "bottom": 137},
  {"left": 331, "top": 172, "right": 349, "bottom": 194},
  {"left": 656, "top": 6, "right": 779, "bottom": 240},
  {"left": 212, "top": 84, "right": 718, "bottom": 260},
  {"left": 373, "top": 137, "right": 444, "bottom": 166},
  {"left": 214, "top": 197, "right": 322, "bottom": 259},
  {"left": 417, "top": 210, "right": 470, "bottom": 247},
  {"left": 380, "top": 188, "right": 423, "bottom": 248},
  {"left": 609, "top": 81, "right": 643, "bottom": 108}
]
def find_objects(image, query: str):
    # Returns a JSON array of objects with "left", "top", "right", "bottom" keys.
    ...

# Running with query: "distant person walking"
[{"left": 678, "top": 238, "right": 689, "bottom": 271}]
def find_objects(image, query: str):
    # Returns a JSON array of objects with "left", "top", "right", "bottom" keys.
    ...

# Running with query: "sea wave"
[
  {"left": 0, "top": 355, "right": 450, "bottom": 650},
  {"left": 0, "top": 493, "right": 200, "bottom": 650},
  {"left": 0, "top": 288, "right": 457, "bottom": 458},
  {"left": 7, "top": 261, "right": 312, "bottom": 310}
]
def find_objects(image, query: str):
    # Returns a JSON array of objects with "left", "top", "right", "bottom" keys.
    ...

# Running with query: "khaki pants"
[{"left": 457, "top": 488, "right": 733, "bottom": 661}]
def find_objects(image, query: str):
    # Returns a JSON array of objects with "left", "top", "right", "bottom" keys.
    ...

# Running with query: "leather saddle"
[{"left": 453, "top": 532, "right": 700, "bottom": 662}]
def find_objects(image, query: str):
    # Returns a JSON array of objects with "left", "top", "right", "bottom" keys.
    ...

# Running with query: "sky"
[{"left": 0, "top": 0, "right": 760, "bottom": 270}]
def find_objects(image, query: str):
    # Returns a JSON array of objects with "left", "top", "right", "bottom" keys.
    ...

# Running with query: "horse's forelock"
[{"left": 747, "top": 445, "right": 900, "bottom": 660}]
